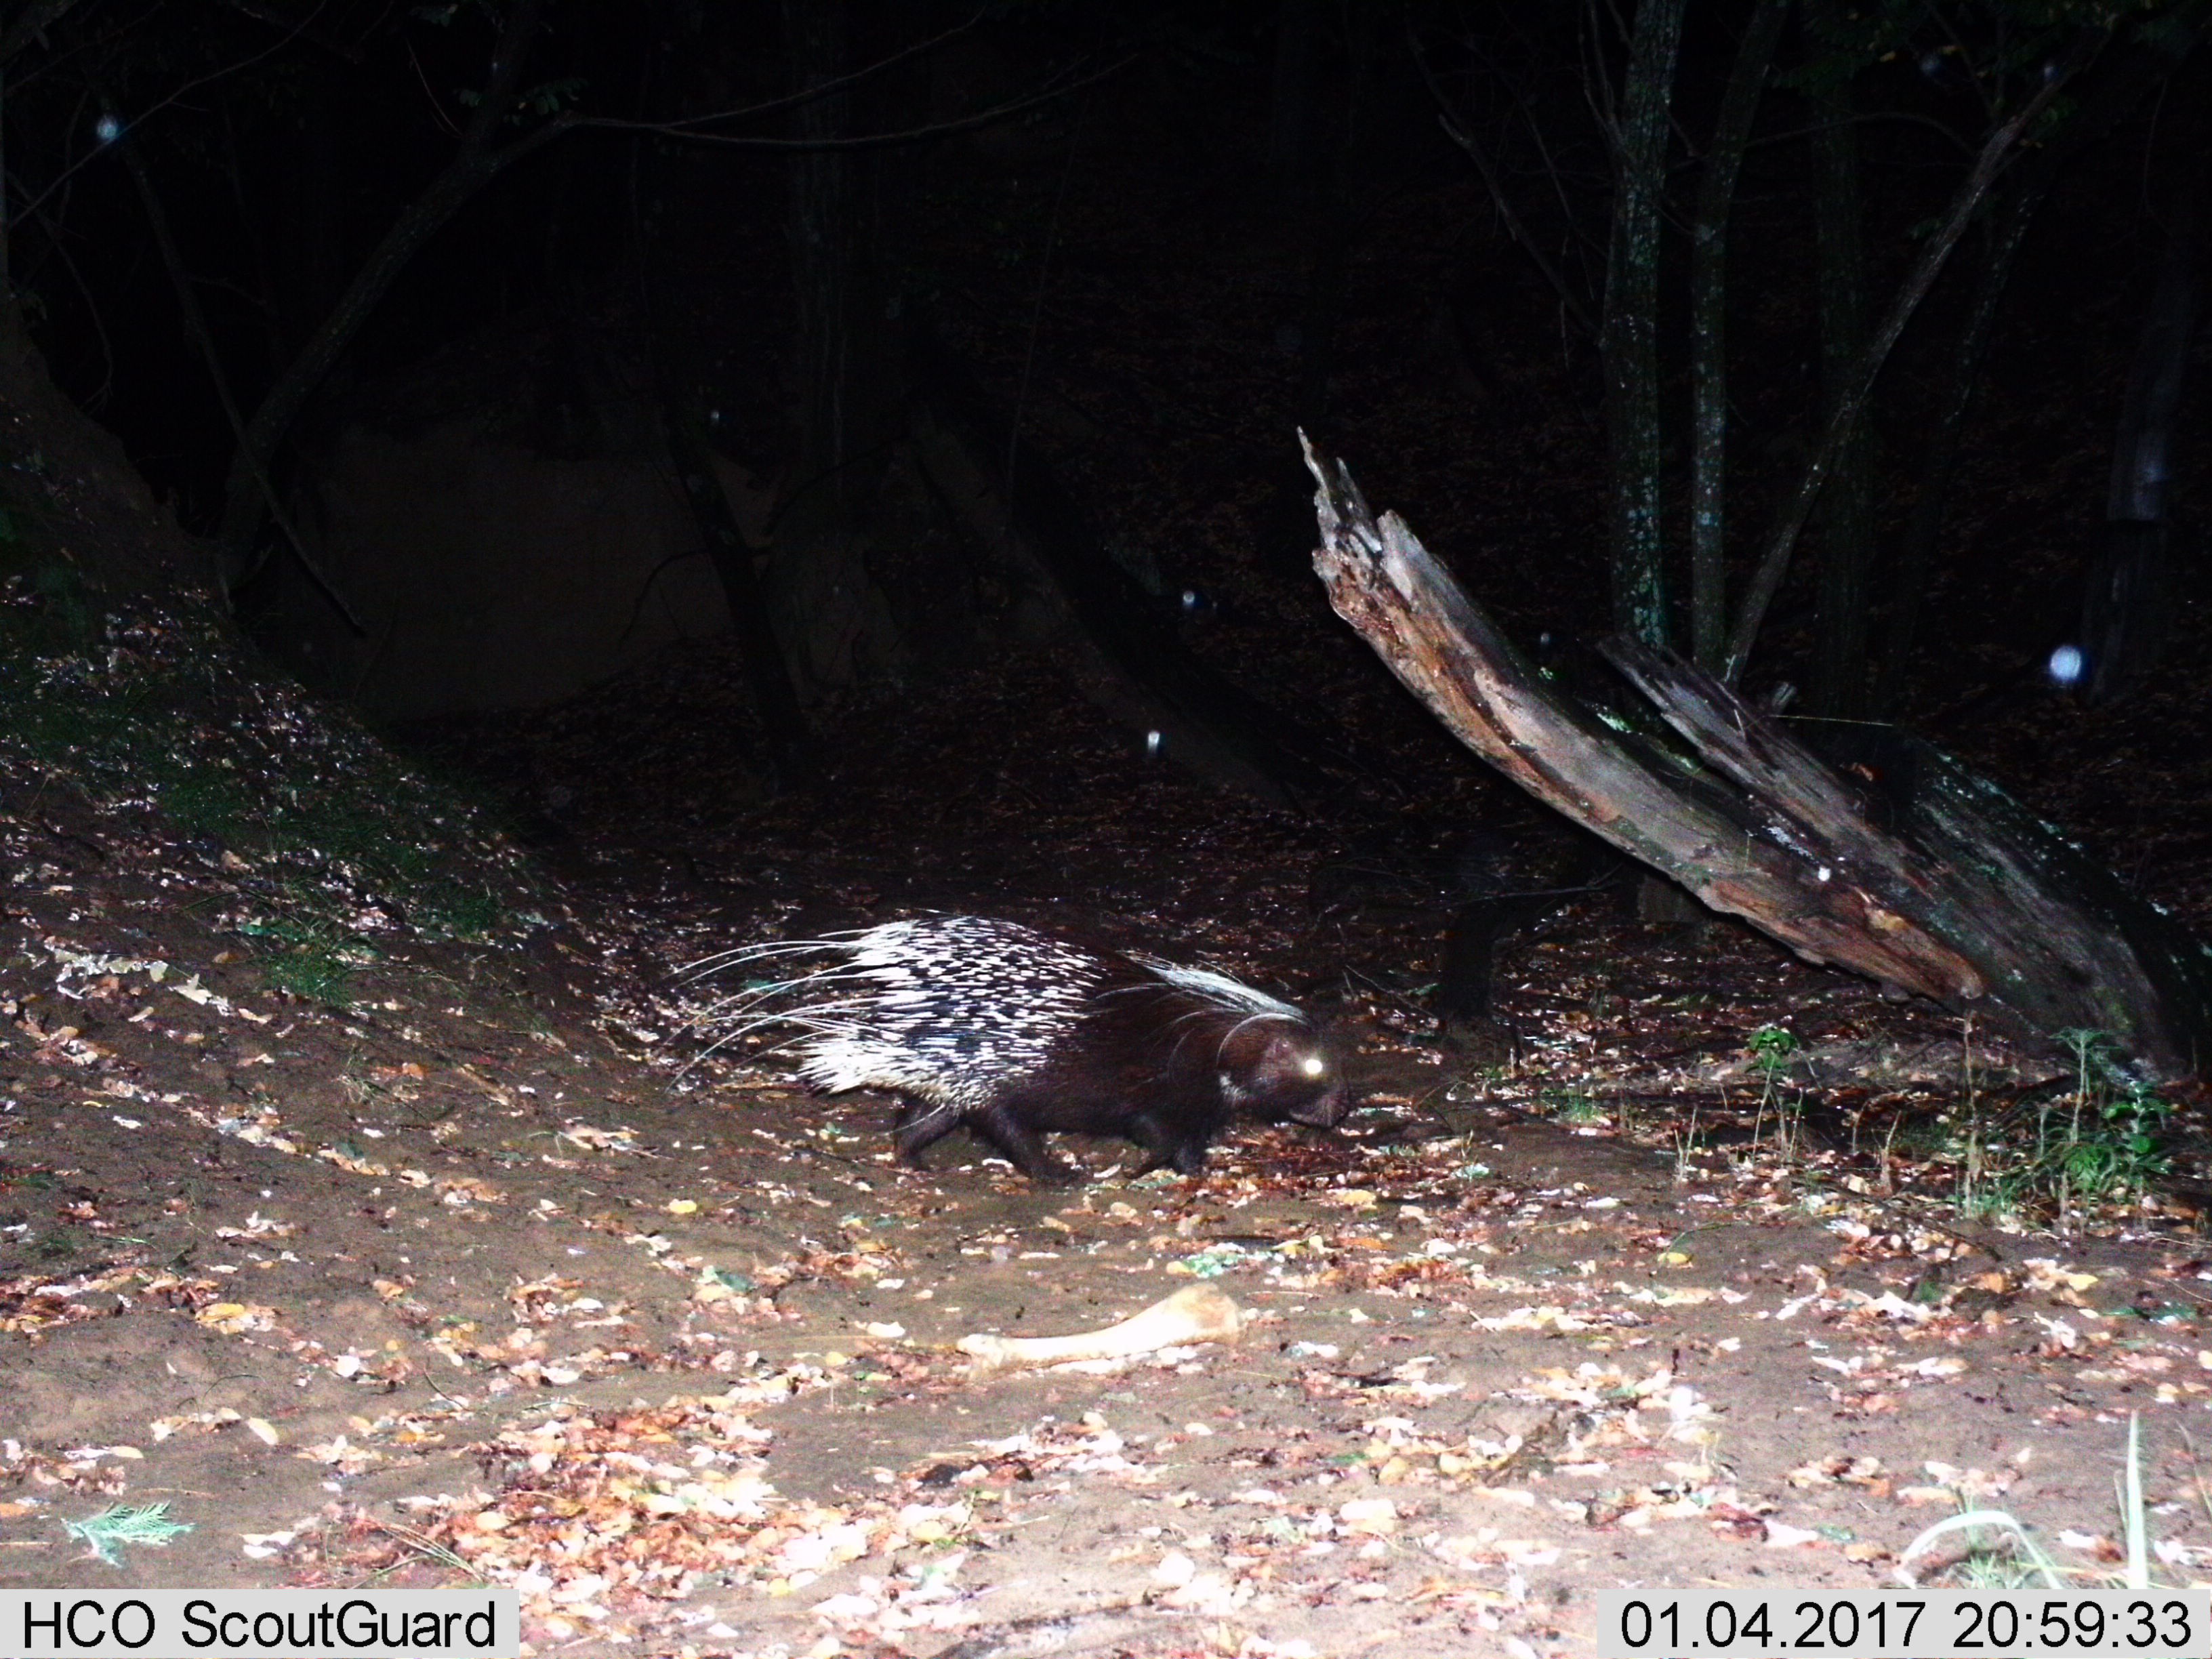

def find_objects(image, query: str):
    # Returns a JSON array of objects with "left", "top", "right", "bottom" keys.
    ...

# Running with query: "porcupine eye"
[{"left": 1226, "top": 1029, "right": 1335, "bottom": 1115}]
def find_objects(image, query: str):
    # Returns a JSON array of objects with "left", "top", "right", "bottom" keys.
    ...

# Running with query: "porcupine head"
[
  {"left": 1073, "top": 950, "right": 1347, "bottom": 1147},
  {"left": 1031, "top": 969, "right": 1347, "bottom": 1179},
  {"left": 1212, "top": 1008, "right": 1346, "bottom": 1129}
]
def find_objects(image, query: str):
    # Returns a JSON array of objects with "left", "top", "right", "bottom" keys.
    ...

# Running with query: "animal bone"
[{"left": 958, "top": 1284, "right": 1244, "bottom": 1372}]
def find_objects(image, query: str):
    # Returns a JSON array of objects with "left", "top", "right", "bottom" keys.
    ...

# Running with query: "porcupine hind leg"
[
  {"left": 966, "top": 1101, "right": 1080, "bottom": 1184},
  {"left": 893, "top": 1099, "right": 962, "bottom": 1166}
]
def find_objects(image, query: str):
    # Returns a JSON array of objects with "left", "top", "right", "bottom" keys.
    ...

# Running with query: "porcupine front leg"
[{"left": 1124, "top": 1112, "right": 1205, "bottom": 1176}]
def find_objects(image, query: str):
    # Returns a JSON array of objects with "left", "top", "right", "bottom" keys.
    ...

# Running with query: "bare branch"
[
  {"left": 1414, "top": 26, "right": 1597, "bottom": 341},
  {"left": 586, "top": 53, "right": 1134, "bottom": 152},
  {"left": 216, "top": 0, "right": 567, "bottom": 570},
  {"left": 649, "top": 7, "right": 985, "bottom": 133},
  {"left": 0, "top": 0, "right": 83, "bottom": 68},
  {"left": 1721, "top": 42, "right": 2093, "bottom": 683},
  {"left": 13, "top": 0, "right": 338, "bottom": 227}
]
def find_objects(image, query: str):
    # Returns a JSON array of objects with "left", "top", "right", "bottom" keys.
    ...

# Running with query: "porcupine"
[{"left": 699, "top": 915, "right": 1348, "bottom": 1183}]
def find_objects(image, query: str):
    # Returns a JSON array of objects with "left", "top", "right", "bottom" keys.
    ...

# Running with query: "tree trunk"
[
  {"left": 1687, "top": 0, "right": 1787, "bottom": 672},
  {"left": 1871, "top": 193, "right": 2031, "bottom": 714},
  {"left": 1305, "top": 438, "right": 2212, "bottom": 1082},
  {"left": 909, "top": 316, "right": 1331, "bottom": 806},
  {"left": 1875, "top": 19, "right": 2206, "bottom": 712},
  {"left": 772, "top": 0, "right": 899, "bottom": 699},
  {"left": 1267, "top": 0, "right": 1324, "bottom": 198},
  {"left": 784, "top": 0, "right": 859, "bottom": 499},
  {"left": 1600, "top": 0, "right": 1686, "bottom": 649},
  {"left": 662, "top": 401, "right": 815, "bottom": 783},
  {"left": 1805, "top": 0, "right": 1875, "bottom": 717},
  {"left": 2104, "top": 186, "right": 2199, "bottom": 527},
  {"left": 2081, "top": 149, "right": 2204, "bottom": 705}
]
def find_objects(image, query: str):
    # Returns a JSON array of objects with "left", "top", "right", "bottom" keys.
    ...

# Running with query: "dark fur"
[{"left": 891, "top": 958, "right": 1344, "bottom": 1184}]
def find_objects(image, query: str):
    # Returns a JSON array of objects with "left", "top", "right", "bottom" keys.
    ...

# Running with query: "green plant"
[
  {"left": 1746, "top": 1025, "right": 1803, "bottom": 1160},
  {"left": 1901, "top": 1414, "right": 2157, "bottom": 1591},
  {"left": 2045, "top": 1088, "right": 2171, "bottom": 1227},
  {"left": 2010, "top": 1033, "right": 2173, "bottom": 1232},
  {"left": 259, "top": 945, "right": 357, "bottom": 1006},
  {"left": 1671, "top": 1103, "right": 1702, "bottom": 1186},
  {"left": 238, "top": 890, "right": 385, "bottom": 1008},
  {"left": 1551, "top": 1089, "right": 1606, "bottom": 1125},
  {"left": 64, "top": 1502, "right": 193, "bottom": 1567},
  {"left": 1748, "top": 1026, "right": 1798, "bottom": 1066}
]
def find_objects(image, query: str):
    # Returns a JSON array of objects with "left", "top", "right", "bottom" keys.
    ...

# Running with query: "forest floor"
[
  {"left": 9, "top": 622, "right": 2212, "bottom": 1659},
  {"left": 9, "top": 96, "right": 2212, "bottom": 1650}
]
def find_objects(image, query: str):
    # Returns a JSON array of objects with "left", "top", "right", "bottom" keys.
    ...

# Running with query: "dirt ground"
[{"left": 7, "top": 647, "right": 2212, "bottom": 1659}]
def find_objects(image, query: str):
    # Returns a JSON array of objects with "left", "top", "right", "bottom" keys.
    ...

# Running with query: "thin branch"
[
  {"left": 114, "top": 108, "right": 361, "bottom": 628},
  {"left": 20, "top": 194, "right": 112, "bottom": 408},
  {"left": 217, "top": 0, "right": 563, "bottom": 569},
  {"left": 1433, "top": 112, "right": 1598, "bottom": 342},
  {"left": 13, "top": 0, "right": 335, "bottom": 226},
  {"left": 1914, "top": 1, "right": 1996, "bottom": 124},
  {"left": 1750, "top": 108, "right": 1975, "bottom": 159},
  {"left": 1450, "top": 14, "right": 1617, "bottom": 317},
  {"left": 112, "top": 118, "right": 241, "bottom": 438},
  {"left": 405, "top": 33, "right": 463, "bottom": 138},
  {"left": 0, "top": 0, "right": 83, "bottom": 67},
  {"left": 1414, "top": 27, "right": 1597, "bottom": 341},
  {"left": 1721, "top": 41, "right": 2093, "bottom": 684},
  {"left": 0, "top": 0, "right": 159, "bottom": 102},
  {"left": 1465, "top": 25, "right": 1597, "bottom": 260},
  {"left": 584, "top": 54, "right": 1134, "bottom": 152},
  {"left": 1522, "top": 70, "right": 1597, "bottom": 255},
  {"left": 1582, "top": 0, "right": 1620, "bottom": 138},
  {"left": 649, "top": 7, "right": 985, "bottom": 132},
  {"left": 1008, "top": 93, "right": 1088, "bottom": 495},
  {"left": 218, "top": 0, "right": 364, "bottom": 63},
  {"left": 1752, "top": 104, "right": 1982, "bottom": 158}
]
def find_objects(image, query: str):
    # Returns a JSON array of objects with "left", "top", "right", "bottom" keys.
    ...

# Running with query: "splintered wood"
[{"left": 1302, "top": 435, "right": 2212, "bottom": 1080}]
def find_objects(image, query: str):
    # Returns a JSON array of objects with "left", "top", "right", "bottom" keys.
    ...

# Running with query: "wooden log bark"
[{"left": 1303, "top": 438, "right": 2212, "bottom": 1081}]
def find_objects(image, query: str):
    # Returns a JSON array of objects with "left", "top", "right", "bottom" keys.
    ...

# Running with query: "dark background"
[{"left": 3, "top": 0, "right": 2206, "bottom": 840}]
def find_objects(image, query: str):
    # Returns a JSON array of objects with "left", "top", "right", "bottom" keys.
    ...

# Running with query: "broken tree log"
[{"left": 1303, "top": 436, "right": 2212, "bottom": 1082}]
